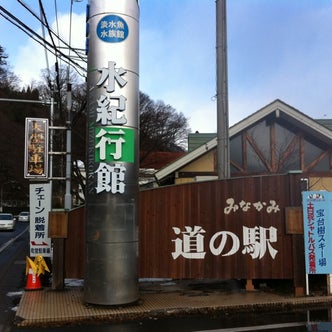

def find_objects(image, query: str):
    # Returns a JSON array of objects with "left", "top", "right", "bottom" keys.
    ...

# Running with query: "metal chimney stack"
[{"left": 85, "top": 0, "right": 140, "bottom": 305}]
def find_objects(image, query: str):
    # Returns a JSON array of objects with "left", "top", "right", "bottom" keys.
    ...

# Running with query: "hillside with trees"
[
  {"left": 0, "top": 44, "right": 190, "bottom": 208},
  {"left": 0, "top": 46, "right": 49, "bottom": 209}
]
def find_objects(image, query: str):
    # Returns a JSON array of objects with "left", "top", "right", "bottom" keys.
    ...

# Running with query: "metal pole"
[
  {"left": 0, "top": 98, "right": 52, "bottom": 104},
  {"left": 49, "top": 94, "right": 54, "bottom": 180},
  {"left": 0, "top": 183, "right": 3, "bottom": 212},
  {"left": 64, "top": 0, "right": 74, "bottom": 212},
  {"left": 64, "top": 84, "right": 72, "bottom": 211},
  {"left": 85, "top": 0, "right": 140, "bottom": 305},
  {"left": 216, "top": 0, "right": 230, "bottom": 179}
]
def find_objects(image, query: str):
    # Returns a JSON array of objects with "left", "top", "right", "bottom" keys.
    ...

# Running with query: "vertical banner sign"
[
  {"left": 24, "top": 118, "right": 49, "bottom": 179},
  {"left": 302, "top": 191, "right": 332, "bottom": 274},
  {"left": 29, "top": 183, "right": 52, "bottom": 257},
  {"left": 307, "top": 322, "right": 332, "bottom": 332},
  {"left": 85, "top": 0, "right": 139, "bottom": 305}
]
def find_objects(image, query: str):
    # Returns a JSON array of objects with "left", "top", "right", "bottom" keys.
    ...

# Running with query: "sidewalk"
[{"left": 15, "top": 279, "right": 332, "bottom": 328}]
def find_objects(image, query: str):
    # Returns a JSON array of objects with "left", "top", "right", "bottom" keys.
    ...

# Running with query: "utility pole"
[
  {"left": 52, "top": 0, "right": 76, "bottom": 290},
  {"left": 216, "top": 0, "right": 230, "bottom": 179}
]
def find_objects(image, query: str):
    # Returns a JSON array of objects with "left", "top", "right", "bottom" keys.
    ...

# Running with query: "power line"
[
  {"left": 17, "top": 0, "right": 86, "bottom": 64},
  {"left": 54, "top": 0, "right": 61, "bottom": 50},
  {"left": 38, "top": 0, "right": 62, "bottom": 110},
  {"left": 0, "top": 6, "right": 87, "bottom": 77},
  {"left": 39, "top": 1, "right": 51, "bottom": 80},
  {"left": 38, "top": 0, "right": 59, "bottom": 58}
]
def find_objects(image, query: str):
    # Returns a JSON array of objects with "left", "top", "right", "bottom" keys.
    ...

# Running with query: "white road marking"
[
  {"left": 193, "top": 322, "right": 306, "bottom": 332},
  {"left": 0, "top": 226, "right": 28, "bottom": 254}
]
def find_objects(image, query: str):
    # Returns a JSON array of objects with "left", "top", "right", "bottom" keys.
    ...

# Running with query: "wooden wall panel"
[
  {"left": 139, "top": 174, "right": 301, "bottom": 280},
  {"left": 64, "top": 173, "right": 308, "bottom": 286},
  {"left": 64, "top": 207, "right": 85, "bottom": 278}
]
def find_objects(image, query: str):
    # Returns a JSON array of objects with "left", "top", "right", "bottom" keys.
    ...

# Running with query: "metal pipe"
[
  {"left": 49, "top": 96, "right": 54, "bottom": 180},
  {"left": 65, "top": 84, "right": 72, "bottom": 211},
  {"left": 0, "top": 98, "right": 52, "bottom": 104}
]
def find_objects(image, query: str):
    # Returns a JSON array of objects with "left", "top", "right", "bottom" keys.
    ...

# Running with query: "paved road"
[
  {"left": 0, "top": 222, "right": 29, "bottom": 331},
  {"left": 2, "top": 224, "right": 332, "bottom": 332}
]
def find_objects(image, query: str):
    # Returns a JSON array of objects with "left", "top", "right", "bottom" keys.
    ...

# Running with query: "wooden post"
[
  {"left": 52, "top": 238, "right": 65, "bottom": 290},
  {"left": 49, "top": 211, "right": 68, "bottom": 290},
  {"left": 246, "top": 279, "right": 255, "bottom": 291}
]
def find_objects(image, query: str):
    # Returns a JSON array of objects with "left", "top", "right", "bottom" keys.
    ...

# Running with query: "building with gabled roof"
[
  {"left": 155, "top": 99, "right": 332, "bottom": 186},
  {"left": 139, "top": 151, "right": 185, "bottom": 188}
]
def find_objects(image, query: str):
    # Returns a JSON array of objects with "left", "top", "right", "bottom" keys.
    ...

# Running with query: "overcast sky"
[{"left": 1, "top": 0, "right": 332, "bottom": 133}]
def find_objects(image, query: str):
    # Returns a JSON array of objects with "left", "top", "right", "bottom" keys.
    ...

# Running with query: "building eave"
[{"left": 155, "top": 99, "right": 332, "bottom": 182}]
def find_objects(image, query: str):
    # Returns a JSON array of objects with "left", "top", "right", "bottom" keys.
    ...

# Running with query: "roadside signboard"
[
  {"left": 24, "top": 118, "right": 49, "bottom": 179},
  {"left": 29, "top": 183, "right": 52, "bottom": 257},
  {"left": 302, "top": 191, "right": 332, "bottom": 274}
]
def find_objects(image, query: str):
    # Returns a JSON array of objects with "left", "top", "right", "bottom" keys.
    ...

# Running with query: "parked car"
[
  {"left": 0, "top": 213, "right": 15, "bottom": 231},
  {"left": 18, "top": 211, "right": 30, "bottom": 222}
]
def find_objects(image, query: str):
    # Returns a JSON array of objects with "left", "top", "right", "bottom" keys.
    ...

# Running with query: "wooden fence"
[
  {"left": 139, "top": 173, "right": 304, "bottom": 286},
  {"left": 64, "top": 173, "right": 306, "bottom": 290}
]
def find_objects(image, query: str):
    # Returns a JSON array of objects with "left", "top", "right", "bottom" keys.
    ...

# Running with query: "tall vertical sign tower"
[{"left": 85, "top": 0, "right": 139, "bottom": 305}]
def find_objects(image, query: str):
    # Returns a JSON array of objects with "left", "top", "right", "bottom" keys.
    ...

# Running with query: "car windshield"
[
  {"left": 0, "top": 214, "right": 12, "bottom": 220},
  {"left": 20, "top": 212, "right": 28, "bottom": 216}
]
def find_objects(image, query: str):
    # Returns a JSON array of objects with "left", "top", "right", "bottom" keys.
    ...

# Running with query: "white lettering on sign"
[
  {"left": 95, "top": 162, "right": 126, "bottom": 194},
  {"left": 224, "top": 198, "right": 280, "bottom": 214},
  {"left": 171, "top": 225, "right": 278, "bottom": 260},
  {"left": 172, "top": 226, "right": 206, "bottom": 259},
  {"left": 96, "top": 61, "right": 127, "bottom": 93},
  {"left": 95, "top": 128, "right": 125, "bottom": 160},
  {"left": 93, "top": 60, "right": 129, "bottom": 194},
  {"left": 96, "top": 94, "right": 127, "bottom": 125}
]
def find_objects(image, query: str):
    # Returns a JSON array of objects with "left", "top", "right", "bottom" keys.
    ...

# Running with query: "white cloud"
[
  {"left": 13, "top": 42, "right": 45, "bottom": 86},
  {"left": 5, "top": 0, "right": 332, "bottom": 134},
  {"left": 12, "top": 12, "right": 86, "bottom": 87}
]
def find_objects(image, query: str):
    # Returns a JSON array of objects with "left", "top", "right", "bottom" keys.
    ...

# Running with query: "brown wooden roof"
[{"left": 140, "top": 151, "right": 186, "bottom": 170}]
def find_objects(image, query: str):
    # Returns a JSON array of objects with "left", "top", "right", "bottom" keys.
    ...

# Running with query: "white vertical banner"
[{"left": 29, "top": 183, "right": 52, "bottom": 257}]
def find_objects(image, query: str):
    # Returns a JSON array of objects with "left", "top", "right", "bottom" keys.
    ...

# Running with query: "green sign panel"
[{"left": 95, "top": 126, "right": 134, "bottom": 163}]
